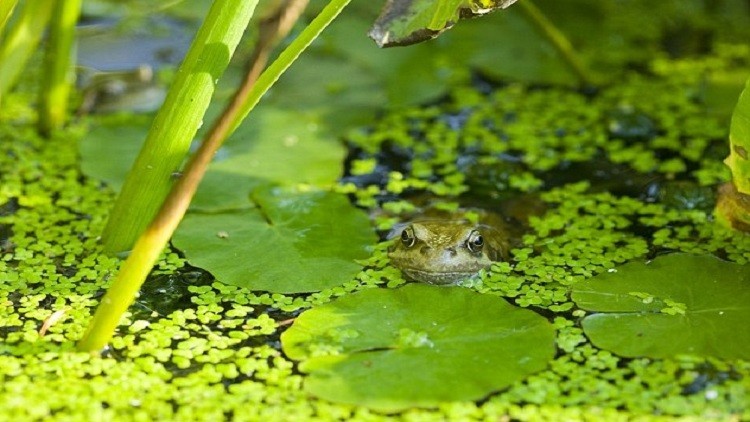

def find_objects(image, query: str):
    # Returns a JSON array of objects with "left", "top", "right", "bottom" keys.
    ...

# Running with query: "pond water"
[{"left": 1, "top": 0, "right": 749, "bottom": 420}]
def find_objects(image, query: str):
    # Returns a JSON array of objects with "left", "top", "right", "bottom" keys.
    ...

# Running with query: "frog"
[{"left": 387, "top": 212, "right": 511, "bottom": 285}]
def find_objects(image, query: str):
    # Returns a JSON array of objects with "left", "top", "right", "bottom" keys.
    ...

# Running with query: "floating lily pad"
[
  {"left": 172, "top": 187, "right": 376, "bottom": 293},
  {"left": 281, "top": 284, "right": 555, "bottom": 412},
  {"left": 571, "top": 254, "right": 750, "bottom": 360}
]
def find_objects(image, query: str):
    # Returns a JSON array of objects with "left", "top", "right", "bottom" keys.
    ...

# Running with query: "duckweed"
[{"left": 2, "top": 49, "right": 750, "bottom": 420}]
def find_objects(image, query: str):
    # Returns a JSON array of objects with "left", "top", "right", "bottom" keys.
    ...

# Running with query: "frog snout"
[
  {"left": 419, "top": 246, "right": 458, "bottom": 258},
  {"left": 442, "top": 247, "right": 458, "bottom": 258}
]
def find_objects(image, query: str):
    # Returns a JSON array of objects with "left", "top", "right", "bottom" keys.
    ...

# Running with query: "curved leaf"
[
  {"left": 281, "top": 284, "right": 555, "bottom": 412},
  {"left": 726, "top": 76, "right": 750, "bottom": 194},
  {"left": 369, "top": 0, "right": 518, "bottom": 47},
  {"left": 571, "top": 254, "right": 750, "bottom": 360},
  {"left": 173, "top": 187, "right": 376, "bottom": 293}
]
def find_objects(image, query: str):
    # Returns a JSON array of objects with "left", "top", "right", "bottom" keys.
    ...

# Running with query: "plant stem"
[
  {"left": 39, "top": 0, "right": 82, "bottom": 136},
  {"left": 516, "top": 0, "right": 594, "bottom": 86},
  {"left": 78, "top": 0, "right": 352, "bottom": 353},
  {"left": 0, "top": 0, "right": 54, "bottom": 103},
  {"left": 100, "top": 0, "right": 260, "bottom": 254},
  {"left": 78, "top": 0, "right": 259, "bottom": 351}
]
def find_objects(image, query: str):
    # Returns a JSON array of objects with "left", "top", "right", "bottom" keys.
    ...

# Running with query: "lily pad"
[
  {"left": 172, "top": 186, "right": 376, "bottom": 293},
  {"left": 571, "top": 254, "right": 750, "bottom": 360},
  {"left": 281, "top": 284, "right": 555, "bottom": 412}
]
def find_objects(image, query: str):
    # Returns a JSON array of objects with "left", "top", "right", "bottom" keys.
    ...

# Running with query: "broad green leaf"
[
  {"left": 571, "top": 254, "right": 750, "bottom": 360},
  {"left": 281, "top": 284, "right": 555, "bottom": 412},
  {"left": 726, "top": 76, "right": 750, "bottom": 194},
  {"left": 172, "top": 186, "right": 376, "bottom": 293},
  {"left": 369, "top": 0, "right": 518, "bottom": 47}
]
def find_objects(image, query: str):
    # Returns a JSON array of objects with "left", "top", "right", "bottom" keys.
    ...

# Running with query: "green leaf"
[
  {"left": 281, "top": 284, "right": 555, "bottom": 411},
  {"left": 571, "top": 254, "right": 750, "bottom": 360},
  {"left": 369, "top": 0, "right": 518, "bottom": 47},
  {"left": 172, "top": 186, "right": 376, "bottom": 293},
  {"left": 726, "top": 76, "right": 750, "bottom": 194}
]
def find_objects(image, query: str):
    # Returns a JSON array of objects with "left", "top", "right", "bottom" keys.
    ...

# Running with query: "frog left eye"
[
  {"left": 401, "top": 226, "right": 416, "bottom": 248},
  {"left": 466, "top": 231, "right": 484, "bottom": 253}
]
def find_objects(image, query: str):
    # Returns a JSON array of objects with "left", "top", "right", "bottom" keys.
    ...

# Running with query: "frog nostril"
[{"left": 445, "top": 247, "right": 457, "bottom": 257}]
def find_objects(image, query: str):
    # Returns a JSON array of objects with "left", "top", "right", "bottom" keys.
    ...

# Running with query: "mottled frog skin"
[{"left": 388, "top": 216, "right": 510, "bottom": 285}]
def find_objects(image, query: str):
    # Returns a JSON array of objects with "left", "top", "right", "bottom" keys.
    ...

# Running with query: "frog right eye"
[{"left": 401, "top": 226, "right": 416, "bottom": 247}]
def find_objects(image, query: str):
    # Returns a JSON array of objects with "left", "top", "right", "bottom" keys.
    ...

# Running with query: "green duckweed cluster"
[{"left": 2, "top": 53, "right": 750, "bottom": 420}]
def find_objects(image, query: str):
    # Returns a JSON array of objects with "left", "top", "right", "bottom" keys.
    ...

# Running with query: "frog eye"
[
  {"left": 400, "top": 227, "right": 416, "bottom": 247},
  {"left": 466, "top": 230, "right": 484, "bottom": 253}
]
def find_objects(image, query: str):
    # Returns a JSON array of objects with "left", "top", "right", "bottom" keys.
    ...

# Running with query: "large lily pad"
[
  {"left": 281, "top": 284, "right": 555, "bottom": 412},
  {"left": 571, "top": 254, "right": 750, "bottom": 360},
  {"left": 172, "top": 187, "right": 376, "bottom": 293}
]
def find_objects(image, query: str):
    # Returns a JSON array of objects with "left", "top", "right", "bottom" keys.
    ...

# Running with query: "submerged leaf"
[
  {"left": 79, "top": 114, "right": 151, "bottom": 190},
  {"left": 571, "top": 254, "right": 750, "bottom": 360},
  {"left": 79, "top": 107, "right": 345, "bottom": 211},
  {"left": 369, "top": 0, "right": 518, "bottom": 47},
  {"left": 192, "top": 107, "right": 345, "bottom": 211},
  {"left": 281, "top": 284, "right": 555, "bottom": 412},
  {"left": 173, "top": 186, "right": 376, "bottom": 293}
]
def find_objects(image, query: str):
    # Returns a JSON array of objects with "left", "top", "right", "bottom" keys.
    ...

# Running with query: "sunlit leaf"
[
  {"left": 282, "top": 283, "right": 555, "bottom": 411},
  {"left": 725, "top": 76, "right": 750, "bottom": 194},
  {"left": 571, "top": 254, "right": 750, "bottom": 360}
]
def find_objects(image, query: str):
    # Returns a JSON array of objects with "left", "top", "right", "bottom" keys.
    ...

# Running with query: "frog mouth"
[{"left": 401, "top": 268, "right": 478, "bottom": 285}]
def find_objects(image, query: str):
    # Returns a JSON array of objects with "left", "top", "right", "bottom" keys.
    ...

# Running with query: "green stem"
[
  {"left": 39, "top": 0, "right": 82, "bottom": 135},
  {"left": 100, "top": 0, "right": 259, "bottom": 254},
  {"left": 0, "top": 0, "right": 54, "bottom": 102},
  {"left": 79, "top": 0, "right": 258, "bottom": 351},
  {"left": 79, "top": 0, "right": 352, "bottom": 353},
  {"left": 516, "top": 0, "right": 594, "bottom": 86}
]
